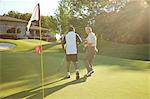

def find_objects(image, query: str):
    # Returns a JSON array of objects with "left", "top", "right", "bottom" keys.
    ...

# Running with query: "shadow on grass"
[{"left": 2, "top": 76, "right": 87, "bottom": 99}]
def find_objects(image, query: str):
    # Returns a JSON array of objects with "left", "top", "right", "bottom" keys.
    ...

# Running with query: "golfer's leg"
[
  {"left": 85, "top": 60, "right": 92, "bottom": 72},
  {"left": 67, "top": 61, "right": 71, "bottom": 72},
  {"left": 73, "top": 62, "right": 80, "bottom": 80},
  {"left": 88, "top": 54, "right": 93, "bottom": 70},
  {"left": 66, "top": 61, "right": 71, "bottom": 78},
  {"left": 89, "top": 48, "right": 96, "bottom": 71},
  {"left": 89, "top": 59, "right": 94, "bottom": 73},
  {"left": 73, "top": 62, "right": 79, "bottom": 72},
  {"left": 89, "top": 61, "right": 93, "bottom": 70},
  {"left": 89, "top": 54, "right": 95, "bottom": 70},
  {"left": 85, "top": 49, "right": 92, "bottom": 72}
]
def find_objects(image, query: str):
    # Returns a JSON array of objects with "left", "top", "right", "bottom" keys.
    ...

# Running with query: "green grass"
[
  {"left": 0, "top": 39, "right": 63, "bottom": 53},
  {"left": 98, "top": 39, "right": 150, "bottom": 60},
  {"left": 0, "top": 39, "right": 149, "bottom": 99},
  {"left": 42, "top": 44, "right": 63, "bottom": 53},
  {"left": 0, "top": 39, "right": 50, "bottom": 52},
  {"left": 0, "top": 52, "right": 149, "bottom": 99},
  {"left": 0, "top": 38, "right": 149, "bottom": 60}
]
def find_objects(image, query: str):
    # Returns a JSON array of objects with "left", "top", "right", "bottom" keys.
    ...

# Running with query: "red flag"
[{"left": 35, "top": 45, "right": 42, "bottom": 55}]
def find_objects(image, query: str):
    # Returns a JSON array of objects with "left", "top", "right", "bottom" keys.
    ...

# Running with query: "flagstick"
[
  {"left": 39, "top": 14, "right": 45, "bottom": 99},
  {"left": 27, "top": 3, "right": 45, "bottom": 98}
]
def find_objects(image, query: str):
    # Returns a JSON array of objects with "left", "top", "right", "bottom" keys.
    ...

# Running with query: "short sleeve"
[{"left": 76, "top": 34, "right": 82, "bottom": 43}]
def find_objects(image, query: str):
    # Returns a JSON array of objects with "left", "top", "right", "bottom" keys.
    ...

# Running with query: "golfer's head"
[
  {"left": 68, "top": 26, "right": 75, "bottom": 32},
  {"left": 85, "top": 26, "right": 92, "bottom": 34}
]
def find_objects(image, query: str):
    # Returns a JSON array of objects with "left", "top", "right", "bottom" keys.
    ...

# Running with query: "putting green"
[
  {"left": 0, "top": 39, "right": 149, "bottom": 99},
  {"left": 0, "top": 52, "right": 149, "bottom": 99}
]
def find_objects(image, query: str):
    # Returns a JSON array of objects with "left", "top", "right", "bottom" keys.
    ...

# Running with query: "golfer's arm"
[
  {"left": 62, "top": 43, "right": 65, "bottom": 50},
  {"left": 76, "top": 34, "right": 82, "bottom": 44},
  {"left": 83, "top": 40, "right": 92, "bottom": 46},
  {"left": 61, "top": 37, "right": 66, "bottom": 50}
]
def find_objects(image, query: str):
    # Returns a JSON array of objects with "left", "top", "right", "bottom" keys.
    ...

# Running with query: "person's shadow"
[{"left": 3, "top": 76, "right": 87, "bottom": 99}]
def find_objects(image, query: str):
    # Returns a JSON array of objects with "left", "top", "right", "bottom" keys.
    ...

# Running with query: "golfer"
[
  {"left": 62, "top": 26, "right": 82, "bottom": 80},
  {"left": 83, "top": 26, "right": 98, "bottom": 77}
]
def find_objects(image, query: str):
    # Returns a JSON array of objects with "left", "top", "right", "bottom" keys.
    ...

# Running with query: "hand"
[
  {"left": 95, "top": 48, "right": 98, "bottom": 52},
  {"left": 83, "top": 40, "right": 88, "bottom": 46},
  {"left": 83, "top": 39, "right": 87, "bottom": 43}
]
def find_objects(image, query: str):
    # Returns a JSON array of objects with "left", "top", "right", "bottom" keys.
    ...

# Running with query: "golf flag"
[
  {"left": 26, "top": 3, "right": 40, "bottom": 31},
  {"left": 35, "top": 45, "right": 42, "bottom": 54},
  {"left": 27, "top": 3, "right": 45, "bottom": 98}
]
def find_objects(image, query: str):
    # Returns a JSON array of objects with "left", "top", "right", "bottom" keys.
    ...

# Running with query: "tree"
[
  {"left": 55, "top": 0, "right": 129, "bottom": 45},
  {"left": 54, "top": 1, "right": 72, "bottom": 34},
  {"left": 145, "top": 0, "right": 150, "bottom": 5},
  {"left": 95, "top": 0, "right": 150, "bottom": 44},
  {"left": 56, "top": 0, "right": 128, "bottom": 27}
]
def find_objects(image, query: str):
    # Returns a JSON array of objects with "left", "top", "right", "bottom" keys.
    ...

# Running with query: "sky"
[{"left": 0, "top": 0, "right": 61, "bottom": 16}]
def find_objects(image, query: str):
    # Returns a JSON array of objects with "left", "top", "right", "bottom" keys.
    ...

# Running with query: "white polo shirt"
[
  {"left": 65, "top": 32, "right": 77, "bottom": 55},
  {"left": 86, "top": 32, "right": 97, "bottom": 48}
]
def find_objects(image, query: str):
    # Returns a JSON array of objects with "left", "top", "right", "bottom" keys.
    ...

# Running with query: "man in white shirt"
[
  {"left": 62, "top": 26, "right": 82, "bottom": 80},
  {"left": 83, "top": 26, "right": 97, "bottom": 77}
]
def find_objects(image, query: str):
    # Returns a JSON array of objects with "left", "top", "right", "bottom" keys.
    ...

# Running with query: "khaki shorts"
[{"left": 66, "top": 54, "right": 78, "bottom": 62}]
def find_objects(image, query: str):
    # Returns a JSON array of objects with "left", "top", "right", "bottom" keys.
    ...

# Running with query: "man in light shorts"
[
  {"left": 83, "top": 26, "right": 97, "bottom": 77},
  {"left": 62, "top": 26, "right": 82, "bottom": 80}
]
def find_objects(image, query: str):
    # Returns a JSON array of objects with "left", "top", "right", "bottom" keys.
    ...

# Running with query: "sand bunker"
[{"left": 0, "top": 42, "right": 16, "bottom": 50}]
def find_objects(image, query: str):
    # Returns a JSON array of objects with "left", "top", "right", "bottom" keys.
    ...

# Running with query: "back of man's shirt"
[
  {"left": 62, "top": 32, "right": 82, "bottom": 55},
  {"left": 65, "top": 32, "right": 77, "bottom": 54}
]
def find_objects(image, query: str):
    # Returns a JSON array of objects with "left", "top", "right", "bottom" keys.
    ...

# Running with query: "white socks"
[
  {"left": 67, "top": 72, "right": 70, "bottom": 76},
  {"left": 67, "top": 69, "right": 79, "bottom": 77},
  {"left": 75, "top": 69, "right": 79, "bottom": 73}
]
